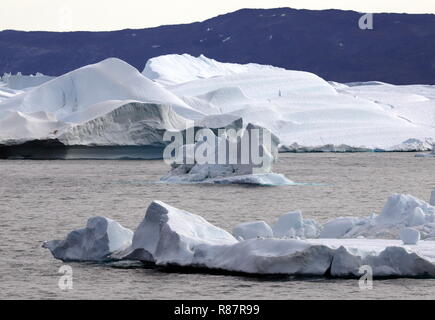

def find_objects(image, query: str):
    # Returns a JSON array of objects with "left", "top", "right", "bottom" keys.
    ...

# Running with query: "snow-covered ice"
[
  {"left": 117, "top": 201, "right": 237, "bottom": 265},
  {"left": 43, "top": 216, "right": 133, "bottom": 262},
  {"left": 0, "top": 58, "right": 203, "bottom": 147},
  {"left": 143, "top": 54, "right": 281, "bottom": 86},
  {"left": 272, "top": 210, "right": 320, "bottom": 239},
  {"left": 416, "top": 141, "right": 435, "bottom": 157},
  {"left": 146, "top": 54, "right": 435, "bottom": 151},
  {"left": 209, "top": 173, "right": 293, "bottom": 186},
  {"left": 1, "top": 72, "right": 54, "bottom": 90},
  {"left": 2, "top": 54, "right": 434, "bottom": 154},
  {"left": 232, "top": 221, "right": 273, "bottom": 240},
  {"left": 319, "top": 217, "right": 360, "bottom": 239},
  {"left": 318, "top": 193, "right": 435, "bottom": 240},
  {"left": 44, "top": 199, "right": 435, "bottom": 277}
]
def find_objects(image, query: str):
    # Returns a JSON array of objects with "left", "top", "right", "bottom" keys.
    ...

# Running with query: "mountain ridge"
[{"left": 1, "top": 8, "right": 435, "bottom": 84}]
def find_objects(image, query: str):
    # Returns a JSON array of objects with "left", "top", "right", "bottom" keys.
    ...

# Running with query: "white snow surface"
[
  {"left": 1, "top": 72, "right": 54, "bottom": 90},
  {"left": 232, "top": 221, "right": 274, "bottom": 240},
  {"left": 272, "top": 210, "right": 321, "bottom": 239},
  {"left": 143, "top": 54, "right": 282, "bottom": 86},
  {"left": 146, "top": 54, "right": 435, "bottom": 151}
]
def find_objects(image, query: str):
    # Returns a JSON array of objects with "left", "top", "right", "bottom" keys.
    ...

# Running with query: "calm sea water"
[{"left": 1, "top": 153, "right": 434, "bottom": 300}]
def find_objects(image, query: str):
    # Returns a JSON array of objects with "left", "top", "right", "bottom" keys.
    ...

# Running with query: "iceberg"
[
  {"left": 2, "top": 55, "right": 435, "bottom": 156},
  {"left": 148, "top": 54, "right": 435, "bottom": 151},
  {"left": 43, "top": 217, "right": 133, "bottom": 262},
  {"left": 118, "top": 201, "right": 238, "bottom": 265},
  {"left": 44, "top": 200, "right": 435, "bottom": 278},
  {"left": 0, "top": 58, "right": 205, "bottom": 158},
  {"left": 318, "top": 193, "right": 435, "bottom": 240},
  {"left": 159, "top": 123, "right": 293, "bottom": 186}
]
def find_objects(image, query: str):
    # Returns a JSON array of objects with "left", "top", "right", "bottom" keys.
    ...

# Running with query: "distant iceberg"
[
  {"left": 2, "top": 54, "right": 435, "bottom": 158},
  {"left": 416, "top": 140, "right": 435, "bottom": 157}
]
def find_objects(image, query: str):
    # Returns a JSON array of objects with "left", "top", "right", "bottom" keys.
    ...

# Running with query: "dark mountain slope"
[{"left": 1, "top": 8, "right": 434, "bottom": 84}]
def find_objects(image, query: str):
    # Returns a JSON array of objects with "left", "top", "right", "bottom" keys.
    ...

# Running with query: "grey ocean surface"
[{"left": 1, "top": 153, "right": 434, "bottom": 300}]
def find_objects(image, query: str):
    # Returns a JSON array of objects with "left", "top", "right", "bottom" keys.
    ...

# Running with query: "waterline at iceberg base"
[{"left": 43, "top": 192, "right": 435, "bottom": 278}]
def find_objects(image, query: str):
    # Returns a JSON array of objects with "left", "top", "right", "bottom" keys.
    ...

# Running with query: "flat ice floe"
[{"left": 44, "top": 192, "right": 435, "bottom": 277}]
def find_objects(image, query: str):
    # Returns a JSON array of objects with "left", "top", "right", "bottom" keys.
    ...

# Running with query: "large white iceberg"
[
  {"left": 44, "top": 197, "right": 435, "bottom": 278},
  {"left": 2, "top": 54, "right": 435, "bottom": 155},
  {"left": 146, "top": 54, "right": 435, "bottom": 151},
  {"left": 43, "top": 216, "right": 133, "bottom": 262},
  {"left": 0, "top": 58, "right": 203, "bottom": 149}
]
